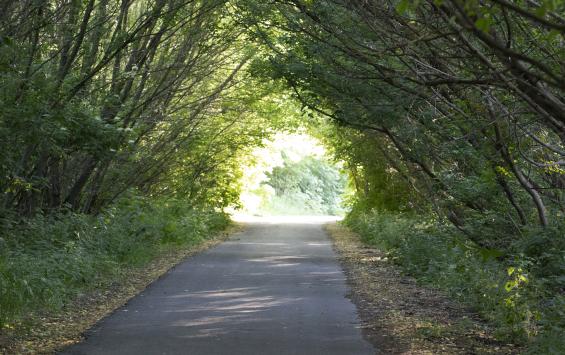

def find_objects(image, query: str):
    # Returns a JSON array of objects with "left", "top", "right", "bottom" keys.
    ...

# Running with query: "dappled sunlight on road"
[
  {"left": 164, "top": 286, "right": 303, "bottom": 340},
  {"left": 106, "top": 287, "right": 305, "bottom": 340},
  {"left": 60, "top": 213, "right": 373, "bottom": 355}
]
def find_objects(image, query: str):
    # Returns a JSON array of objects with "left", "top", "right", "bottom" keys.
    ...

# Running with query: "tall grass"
[
  {"left": 344, "top": 210, "right": 565, "bottom": 353},
  {"left": 0, "top": 196, "right": 230, "bottom": 328}
]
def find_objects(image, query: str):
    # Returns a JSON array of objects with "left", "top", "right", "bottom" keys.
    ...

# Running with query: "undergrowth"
[
  {"left": 344, "top": 209, "right": 565, "bottom": 354},
  {"left": 0, "top": 195, "right": 230, "bottom": 329}
]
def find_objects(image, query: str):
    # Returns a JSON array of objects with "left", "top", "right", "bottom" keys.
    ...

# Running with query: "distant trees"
[{"left": 263, "top": 154, "right": 345, "bottom": 215}]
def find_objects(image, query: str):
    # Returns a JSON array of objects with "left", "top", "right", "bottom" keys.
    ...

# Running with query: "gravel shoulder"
[{"left": 325, "top": 222, "right": 521, "bottom": 354}]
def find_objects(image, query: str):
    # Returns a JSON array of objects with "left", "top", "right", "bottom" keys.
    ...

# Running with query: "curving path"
[{"left": 62, "top": 216, "right": 375, "bottom": 355}]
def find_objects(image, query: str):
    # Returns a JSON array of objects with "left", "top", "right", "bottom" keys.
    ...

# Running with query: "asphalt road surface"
[{"left": 62, "top": 216, "right": 375, "bottom": 355}]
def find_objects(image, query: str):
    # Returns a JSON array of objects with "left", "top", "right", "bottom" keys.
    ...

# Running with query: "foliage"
[
  {"left": 0, "top": 195, "right": 229, "bottom": 328},
  {"left": 0, "top": 0, "right": 286, "bottom": 216},
  {"left": 260, "top": 153, "right": 346, "bottom": 215},
  {"left": 345, "top": 209, "right": 565, "bottom": 350},
  {"left": 0, "top": 0, "right": 304, "bottom": 337},
  {"left": 309, "top": 122, "right": 419, "bottom": 213},
  {"left": 239, "top": 0, "right": 564, "bottom": 234}
]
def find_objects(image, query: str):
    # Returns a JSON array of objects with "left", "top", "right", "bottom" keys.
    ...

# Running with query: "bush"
[
  {"left": 261, "top": 154, "right": 346, "bottom": 215},
  {"left": 0, "top": 196, "right": 230, "bottom": 327},
  {"left": 344, "top": 209, "right": 564, "bottom": 351}
]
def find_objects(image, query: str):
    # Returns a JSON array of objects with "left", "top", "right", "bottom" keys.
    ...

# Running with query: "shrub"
[
  {"left": 344, "top": 209, "right": 564, "bottom": 350},
  {"left": 0, "top": 196, "right": 229, "bottom": 327}
]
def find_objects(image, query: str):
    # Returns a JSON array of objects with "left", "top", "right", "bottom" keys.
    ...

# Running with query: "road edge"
[
  {"left": 3, "top": 223, "right": 245, "bottom": 354},
  {"left": 325, "top": 222, "right": 521, "bottom": 354}
]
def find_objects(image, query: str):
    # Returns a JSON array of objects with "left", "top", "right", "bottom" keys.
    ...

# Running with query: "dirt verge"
[
  {"left": 0, "top": 223, "right": 243, "bottom": 354},
  {"left": 326, "top": 222, "right": 521, "bottom": 355}
]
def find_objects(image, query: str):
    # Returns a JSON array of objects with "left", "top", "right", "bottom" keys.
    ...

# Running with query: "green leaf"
[
  {"left": 396, "top": 0, "right": 411, "bottom": 14},
  {"left": 475, "top": 17, "right": 492, "bottom": 32}
]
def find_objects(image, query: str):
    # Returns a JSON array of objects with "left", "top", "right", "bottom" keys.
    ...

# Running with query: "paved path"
[{"left": 62, "top": 216, "right": 375, "bottom": 355}]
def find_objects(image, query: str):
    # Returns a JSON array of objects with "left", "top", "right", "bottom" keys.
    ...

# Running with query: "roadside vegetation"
[
  {"left": 327, "top": 222, "right": 521, "bottom": 354},
  {"left": 0, "top": 197, "right": 229, "bottom": 329},
  {"left": 344, "top": 211, "right": 564, "bottom": 353}
]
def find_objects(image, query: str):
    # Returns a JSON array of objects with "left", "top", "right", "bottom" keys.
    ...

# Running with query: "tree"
[
  {"left": 236, "top": 0, "right": 564, "bottom": 247},
  {"left": 263, "top": 153, "right": 346, "bottom": 215}
]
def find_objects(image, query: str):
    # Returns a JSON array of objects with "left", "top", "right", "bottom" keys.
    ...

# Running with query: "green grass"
[
  {"left": 344, "top": 209, "right": 565, "bottom": 353},
  {"left": 0, "top": 196, "right": 230, "bottom": 328}
]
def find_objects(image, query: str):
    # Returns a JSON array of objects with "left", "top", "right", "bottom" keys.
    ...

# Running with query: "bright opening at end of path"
[
  {"left": 229, "top": 132, "right": 348, "bottom": 223},
  {"left": 232, "top": 215, "right": 343, "bottom": 224}
]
